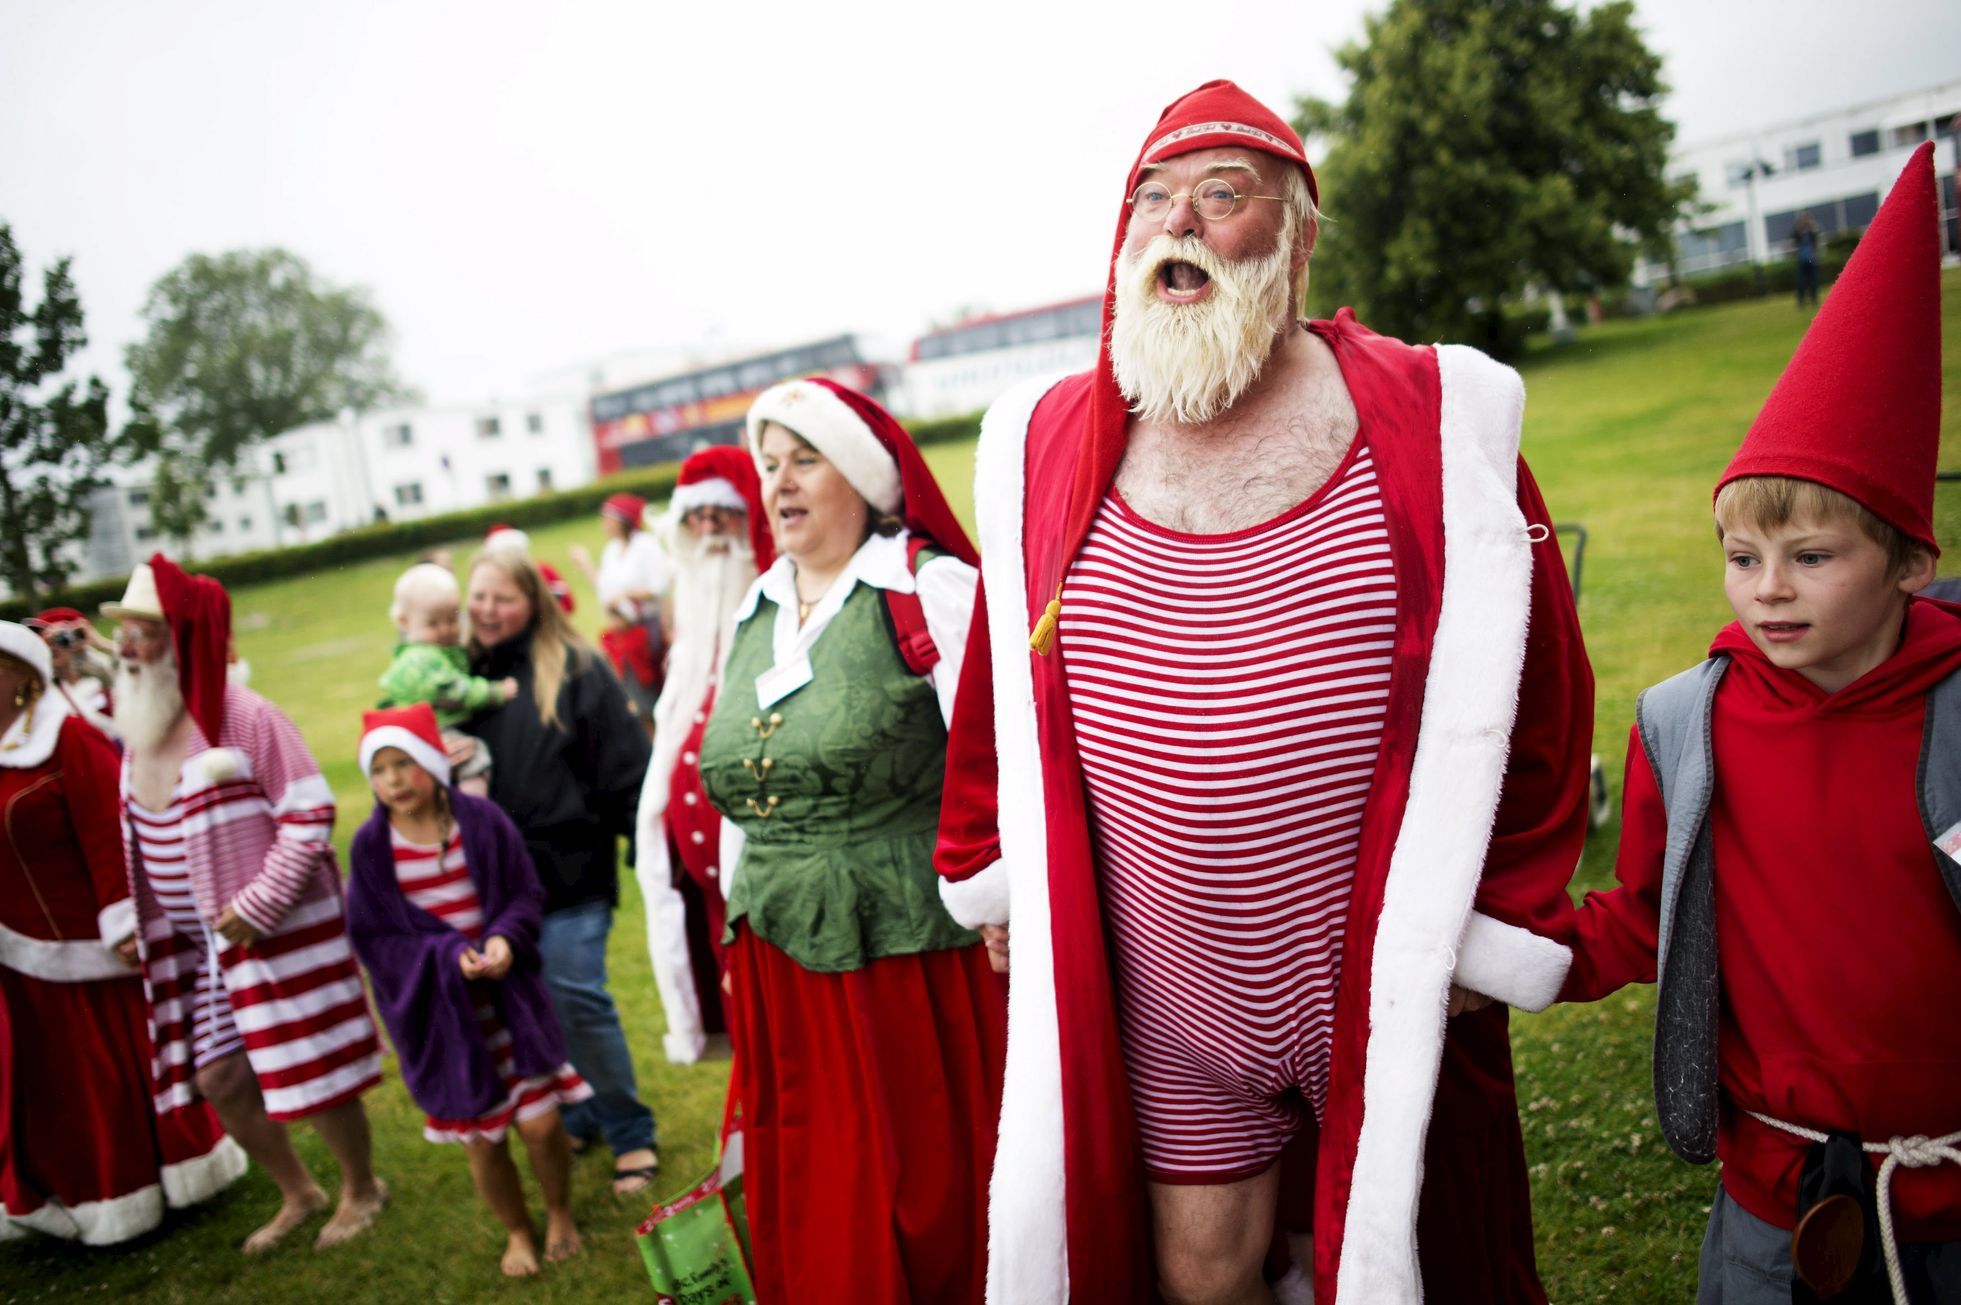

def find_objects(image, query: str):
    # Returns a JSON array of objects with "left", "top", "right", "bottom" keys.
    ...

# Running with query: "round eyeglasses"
[{"left": 1127, "top": 178, "right": 1285, "bottom": 223}]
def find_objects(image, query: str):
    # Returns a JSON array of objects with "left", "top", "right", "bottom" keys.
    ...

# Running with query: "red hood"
[{"left": 1710, "top": 595, "right": 1961, "bottom": 714}]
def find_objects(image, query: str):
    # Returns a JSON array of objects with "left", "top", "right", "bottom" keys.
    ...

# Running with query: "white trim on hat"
[
  {"left": 1145, "top": 119, "right": 1306, "bottom": 164},
  {"left": 100, "top": 562, "right": 165, "bottom": 624},
  {"left": 0, "top": 622, "right": 52, "bottom": 689},
  {"left": 745, "top": 381, "right": 902, "bottom": 517},
  {"left": 360, "top": 725, "right": 452, "bottom": 787},
  {"left": 669, "top": 477, "right": 748, "bottom": 516}
]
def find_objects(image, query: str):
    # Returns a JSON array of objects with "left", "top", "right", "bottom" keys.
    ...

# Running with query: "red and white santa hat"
[
  {"left": 744, "top": 378, "right": 978, "bottom": 565},
  {"left": 671, "top": 444, "right": 776, "bottom": 570},
  {"left": 359, "top": 703, "right": 451, "bottom": 786},
  {"left": 1715, "top": 141, "right": 1944, "bottom": 556},
  {"left": 484, "top": 522, "right": 531, "bottom": 553},
  {"left": 601, "top": 493, "right": 648, "bottom": 529}
]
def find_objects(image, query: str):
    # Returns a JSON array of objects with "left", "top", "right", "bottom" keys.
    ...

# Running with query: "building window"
[
  {"left": 1785, "top": 142, "right": 1820, "bottom": 171},
  {"left": 271, "top": 452, "right": 288, "bottom": 475},
  {"left": 238, "top": 516, "right": 252, "bottom": 532},
  {"left": 478, "top": 416, "right": 502, "bottom": 438},
  {"left": 1888, "top": 121, "right": 1928, "bottom": 149},
  {"left": 486, "top": 472, "right": 513, "bottom": 499},
  {"left": 232, "top": 475, "right": 247, "bottom": 495},
  {"left": 304, "top": 500, "right": 328, "bottom": 523},
  {"left": 208, "top": 518, "right": 224, "bottom": 534},
  {"left": 394, "top": 482, "right": 424, "bottom": 507},
  {"left": 384, "top": 423, "right": 413, "bottom": 448},
  {"left": 536, "top": 468, "right": 554, "bottom": 491},
  {"left": 526, "top": 412, "right": 544, "bottom": 434},
  {"left": 135, "top": 526, "right": 157, "bottom": 542},
  {"left": 128, "top": 488, "right": 151, "bottom": 507},
  {"left": 1849, "top": 128, "right": 1880, "bottom": 157}
]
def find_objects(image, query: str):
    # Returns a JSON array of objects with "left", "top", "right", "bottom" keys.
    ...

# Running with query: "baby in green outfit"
[{"left": 377, "top": 562, "right": 517, "bottom": 796}]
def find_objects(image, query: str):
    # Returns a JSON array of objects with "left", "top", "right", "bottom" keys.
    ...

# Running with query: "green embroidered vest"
[{"left": 700, "top": 570, "right": 979, "bottom": 973}]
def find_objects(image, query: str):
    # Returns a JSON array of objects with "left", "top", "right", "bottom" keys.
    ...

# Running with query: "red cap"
[
  {"left": 1129, "top": 78, "right": 1316, "bottom": 204},
  {"left": 25, "top": 606, "right": 88, "bottom": 631},
  {"left": 674, "top": 445, "right": 776, "bottom": 571},
  {"left": 149, "top": 554, "right": 232, "bottom": 745},
  {"left": 1716, "top": 142, "right": 1944, "bottom": 555},
  {"left": 359, "top": 703, "right": 451, "bottom": 786},
  {"left": 602, "top": 493, "right": 648, "bottom": 527}
]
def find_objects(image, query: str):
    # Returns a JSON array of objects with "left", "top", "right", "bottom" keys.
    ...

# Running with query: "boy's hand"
[
  {"left": 215, "top": 906, "right": 259, "bottom": 949},
  {"left": 478, "top": 935, "right": 514, "bottom": 981},
  {"left": 1447, "top": 983, "right": 1494, "bottom": 1017},
  {"left": 498, "top": 677, "right": 519, "bottom": 701}
]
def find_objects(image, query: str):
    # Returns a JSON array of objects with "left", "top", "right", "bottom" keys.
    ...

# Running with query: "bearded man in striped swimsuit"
[
  {"left": 935, "top": 81, "right": 1594, "bottom": 1305},
  {"left": 104, "top": 555, "right": 387, "bottom": 1254}
]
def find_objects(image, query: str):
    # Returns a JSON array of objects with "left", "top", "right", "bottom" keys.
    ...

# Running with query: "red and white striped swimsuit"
[
  {"left": 390, "top": 826, "right": 589, "bottom": 1144},
  {"left": 1062, "top": 440, "right": 1396, "bottom": 1181},
  {"left": 130, "top": 791, "right": 244, "bottom": 1068}
]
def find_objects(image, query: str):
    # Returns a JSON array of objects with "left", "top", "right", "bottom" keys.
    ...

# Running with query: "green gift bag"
[{"left": 637, "top": 1126, "right": 755, "bottom": 1304}]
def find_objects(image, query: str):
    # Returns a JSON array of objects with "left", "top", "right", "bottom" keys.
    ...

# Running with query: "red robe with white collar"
[{"left": 934, "top": 312, "right": 1594, "bottom": 1304}]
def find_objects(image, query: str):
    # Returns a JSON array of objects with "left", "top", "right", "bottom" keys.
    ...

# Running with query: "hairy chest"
[{"left": 1115, "top": 408, "right": 1360, "bottom": 534}]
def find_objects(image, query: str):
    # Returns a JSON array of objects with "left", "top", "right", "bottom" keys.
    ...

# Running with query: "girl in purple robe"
[{"left": 346, "top": 704, "right": 590, "bottom": 1277}]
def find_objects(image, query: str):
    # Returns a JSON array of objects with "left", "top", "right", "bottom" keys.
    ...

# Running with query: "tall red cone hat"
[{"left": 1716, "top": 141, "right": 1944, "bottom": 555}]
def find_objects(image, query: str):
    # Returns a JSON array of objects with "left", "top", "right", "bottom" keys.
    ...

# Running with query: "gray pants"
[{"left": 1698, "top": 1184, "right": 1961, "bottom": 1304}]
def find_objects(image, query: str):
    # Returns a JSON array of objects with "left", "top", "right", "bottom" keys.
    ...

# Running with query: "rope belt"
[{"left": 1745, "top": 1109, "right": 1961, "bottom": 1305}]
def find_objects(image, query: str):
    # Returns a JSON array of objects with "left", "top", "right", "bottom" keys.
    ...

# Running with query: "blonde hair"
[
  {"left": 1714, "top": 476, "right": 1921, "bottom": 575},
  {"left": 466, "top": 549, "right": 599, "bottom": 732},
  {"left": 390, "top": 562, "right": 459, "bottom": 625},
  {"left": 1278, "top": 164, "right": 1320, "bottom": 309}
]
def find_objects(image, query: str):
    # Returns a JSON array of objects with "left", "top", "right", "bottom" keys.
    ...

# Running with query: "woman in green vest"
[{"left": 699, "top": 378, "right": 1006, "bottom": 1305}]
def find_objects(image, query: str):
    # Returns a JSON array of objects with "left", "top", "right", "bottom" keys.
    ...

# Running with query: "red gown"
[{"left": 0, "top": 713, "right": 242, "bottom": 1244}]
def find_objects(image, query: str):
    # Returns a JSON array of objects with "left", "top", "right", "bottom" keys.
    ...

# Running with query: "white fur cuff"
[
  {"left": 97, "top": 899, "right": 137, "bottom": 947},
  {"left": 938, "top": 861, "right": 1010, "bottom": 930},
  {"left": 1453, "top": 910, "right": 1572, "bottom": 1013}
]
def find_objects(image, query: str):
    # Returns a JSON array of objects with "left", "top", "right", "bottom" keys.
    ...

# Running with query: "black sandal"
[{"left": 610, "top": 1161, "right": 659, "bottom": 1201}]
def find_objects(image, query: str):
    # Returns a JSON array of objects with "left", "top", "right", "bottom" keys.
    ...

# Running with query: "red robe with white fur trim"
[{"left": 935, "top": 313, "right": 1593, "bottom": 1304}]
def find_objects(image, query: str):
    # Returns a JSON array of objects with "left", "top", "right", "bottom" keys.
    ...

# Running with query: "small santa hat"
[
  {"left": 359, "top": 703, "right": 451, "bottom": 786},
  {"left": 1716, "top": 141, "right": 1944, "bottom": 555},
  {"left": 671, "top": 445, "right": 776, "bottom": 571},
  {"left": 1130, "top": 78, "right": 1317, "bottom": 204},
  {"left": 485, "top": 523, "right": 532, "bottom": 553},
  {"left": 744, "top": 379, "right": 977, "bottom": 566},
  {"left": 601, "top": 493, "right": 648, "bottom": 528},
  {"left": 0, "top": 620, "right": 52, "bottom": 687}
]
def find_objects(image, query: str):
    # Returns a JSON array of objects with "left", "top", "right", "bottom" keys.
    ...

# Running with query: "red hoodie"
[{"left": 1566, "top": 598, "right": 1961, "bottom": 1240}]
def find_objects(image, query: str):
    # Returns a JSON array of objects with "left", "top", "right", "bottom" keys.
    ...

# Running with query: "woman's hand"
[
  {"left": 979, "top": 924, "right": 1010, "bottom": 975},
  {"left": 445, "top": 734, "right": 480, "bottom": 770}
]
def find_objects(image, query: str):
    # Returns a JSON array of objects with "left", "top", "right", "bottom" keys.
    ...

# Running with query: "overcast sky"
[{"left": 3, "top": 0, "right": 1956, "bottom": 413}]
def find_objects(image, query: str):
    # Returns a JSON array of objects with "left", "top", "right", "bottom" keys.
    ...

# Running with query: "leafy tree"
[
  {"left": 0, "top": 222, "right": 118, "bottom": 603},
  {"left": 1295, "top": 0, "right": 1694, "bottom": 356},
  {"left": 125, "top": 248, "right": 411, "bottom": 533}
]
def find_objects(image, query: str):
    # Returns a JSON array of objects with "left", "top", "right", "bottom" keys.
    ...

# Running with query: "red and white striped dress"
[
  {"left": 1062, "top": 440, "right": 1397, "bottom": 1181},
  {"left": 390, "top": 826, "right": 589, "bottom": 1145}
]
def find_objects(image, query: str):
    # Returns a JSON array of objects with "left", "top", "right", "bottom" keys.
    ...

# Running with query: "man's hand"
[
  {"left": 979, "top": 923, "right": 1010, "bottom": 975},
  {"left": 1447, "top": 983, "right": 1494, "bottom": 1017},
  {"left": 215, "top": 906, "right": 259, "bottom": 949},
  {"left": 113, "top": 934, "right": 141, "bottom": 968}
]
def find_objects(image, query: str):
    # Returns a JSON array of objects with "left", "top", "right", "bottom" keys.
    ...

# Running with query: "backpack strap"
[{"left": 883, "top": 537, "right": 940, "bottom": 676}]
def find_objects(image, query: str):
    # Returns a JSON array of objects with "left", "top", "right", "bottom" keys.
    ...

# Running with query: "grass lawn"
[{"left": 6, "top": 273, "right": 1958, "bottom": 1302}]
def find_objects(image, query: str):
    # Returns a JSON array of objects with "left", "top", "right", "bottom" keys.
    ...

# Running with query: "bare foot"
[
  {"left": 543, "top": 1214, "right": 582, "bottom": 1263},
  {"left": 502, "top": 1230, "right": 542, "bottom": 1277},
  {"left": 314, "top": 1177, "right": 390, "bottom": 1250},
  {"left": 242, "top": 1186, "right": 329, "bottom": 1254}
]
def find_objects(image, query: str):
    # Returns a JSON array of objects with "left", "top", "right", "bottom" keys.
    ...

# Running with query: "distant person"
[
  {"left": 0, "top": 620, "right": 244, "bottom": 1244},
  {"left": 1550, "top": 144, "right": 1958, "bottom": 1305},
  {"left": 27, "top": 606, "right": 118, "bottom": 738},
  {"left": 633, "top": 447, "right": 772, "bottom": 1063},
  {"left": 347, "top": 704, "right": 588, "bottom": 1277},
  {"left": 103, "top": 554, "right": 388, "bottom": 1254},
  {"left": 462, "top": 548, "right": 658, "bottom": 1199},
  {"left": 485, "top": 525, "right": 576, "bottom": 615},
  {"left": 1792, "top": 210, "right": 1821, "bottom": 309},
  {"left": 569, "top": 493, "right": 672, "bottom": 730},
  {"left": 377, "top": 562, "right": 518, "bottom": 797}
]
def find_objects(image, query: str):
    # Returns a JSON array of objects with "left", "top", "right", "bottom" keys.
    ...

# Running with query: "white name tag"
[
  {"left": 1938, "top": 820, "right": 1961, "bottom": 866},
  {"left": 755, "top": 656, "right": 814, "bottom": 710}
]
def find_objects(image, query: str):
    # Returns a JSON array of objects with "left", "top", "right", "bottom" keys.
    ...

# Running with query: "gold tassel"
[{"left": 1028, "top": 592, "right": 1063, "bottom": 655}]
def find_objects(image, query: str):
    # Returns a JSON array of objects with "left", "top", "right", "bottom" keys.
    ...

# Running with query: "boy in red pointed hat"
[{"left": 1553, "top": 143, "right": 1960, "bottom": 1303}]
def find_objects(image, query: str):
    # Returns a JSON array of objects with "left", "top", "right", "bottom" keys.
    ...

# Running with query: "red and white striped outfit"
[
  {"left": 390, "top": 826, "right": 588, "bottom": 1145},
  {"left": 125, "top": 684, "right": 382, "bottom": 1123},
  {"left": 1062, "top": 441, "right": 1396, "bottom": 1181}
]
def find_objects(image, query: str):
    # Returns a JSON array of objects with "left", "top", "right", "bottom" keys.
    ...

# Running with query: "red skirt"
[{"left": 728, "top": 928, "right": 1007, "bottom": 1305}]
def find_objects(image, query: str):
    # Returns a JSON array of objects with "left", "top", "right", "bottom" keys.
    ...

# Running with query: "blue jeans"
[{"left": 538, "top": 901, "right": 656, "bottom": 1156}]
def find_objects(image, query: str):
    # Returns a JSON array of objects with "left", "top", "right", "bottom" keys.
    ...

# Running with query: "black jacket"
[{"left": 468, "top": 627, "right": 650, "bottom": 915}]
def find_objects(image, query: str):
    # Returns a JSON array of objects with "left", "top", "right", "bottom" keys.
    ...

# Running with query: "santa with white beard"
[
  {"left": 934, "top": 81, "right": 1594, "bottom": 1304},
  {"left": 633, "top": 447, "right": 774, "bottom": 1063}
]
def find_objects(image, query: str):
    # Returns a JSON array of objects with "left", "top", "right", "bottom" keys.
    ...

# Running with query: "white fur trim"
[
  {"left": 0, "top": 696, "right": 64, "bottom": 769},
  {"left": 199, "top": 747, "right": 241, "bottom": 784},
  {"left": 1454, "top": 910, "right": 1572, "bottom": 1014},
  {"left": 0, "top": 622, "right": 52, "bottom": 686},
  {"left": 97, "top": 898, "right": 137, "bottom": 948},
  {"left": 359, "top": 725, "right": 451, "bottom": 787},
  {"left": 632, "top": 797, "right": 708, "bottom": 1065},
  {"left": 160, "top": 1136, "right": 247, "bottom": 1208},
  {"left": 485, "top": 527, "right": 531, "bottom": 554},
  {"left": 669, "top": 477, "right": 748, "bottom": 516},
  {"left": 938, "top": 859, "right": 1011, "bottom": 929},
  {"left": 0, "top": 1135, "right": 239, "bottom": 1244},
  {"left": 1335, "top": 345, "right": 1534, "bottom": 1304},
  {"left": 0, "top": 917, "right": 132, "bottom": 982},
  {"left": 974, "top": 373, "right": 1072, "bottom": 1305},
  {"left": 745, "top": 380, "right": 901, "bottom": 516}
]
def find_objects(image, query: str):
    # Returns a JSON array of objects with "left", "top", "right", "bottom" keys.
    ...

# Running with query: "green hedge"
[{"left": 5, "top": 413, "right": 985, "bottom": 623}]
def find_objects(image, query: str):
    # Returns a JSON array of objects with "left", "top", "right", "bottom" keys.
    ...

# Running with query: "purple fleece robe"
[{"left": 346, "top": 790, "right": 570, "bottom": 1121}]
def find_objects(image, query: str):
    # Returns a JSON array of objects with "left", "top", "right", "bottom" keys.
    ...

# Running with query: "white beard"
[
  {"left": 654, "top": 533, "right": 759, "bottom": 741},
  {"left": 1108, "top": 232, "right": 1297, "bottom": 425},
  {"left": 115, "top": 648, "right": 186, "bottom": 752}
]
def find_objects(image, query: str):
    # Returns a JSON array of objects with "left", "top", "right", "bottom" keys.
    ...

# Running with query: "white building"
[
  {"left": 1647, "top": 80, "right": 1960, "bottom": 280},
  {"left": 80, "top": 394, "right": 593, "bottom": 582}
]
